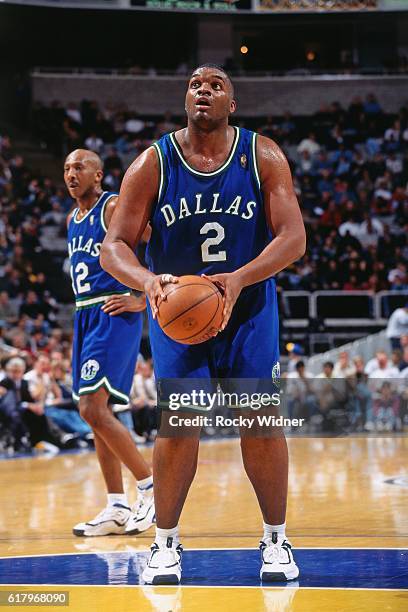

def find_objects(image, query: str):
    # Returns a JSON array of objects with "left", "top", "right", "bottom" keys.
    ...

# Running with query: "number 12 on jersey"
[{"left": 70, "top": 262, "right": 91, "bottom": 295}]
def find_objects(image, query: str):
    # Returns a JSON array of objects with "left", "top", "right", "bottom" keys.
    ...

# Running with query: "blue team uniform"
[
  {"left": 68, "top": 191, "right": 143, "bottom": 404},
  {"left": 146, "top": 127, "right": 280, "bottom": 386}
]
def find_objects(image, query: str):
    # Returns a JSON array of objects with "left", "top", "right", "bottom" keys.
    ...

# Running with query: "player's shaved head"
[
  {"left": 190, "top": 64, "right": 234, "bottom": 97},
  {"left": 65, "top": 149, "right": 103, "bottom": 171}
]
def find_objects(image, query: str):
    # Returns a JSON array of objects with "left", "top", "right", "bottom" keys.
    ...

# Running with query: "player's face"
[
  {"left": 64, "top": 154, "right": 102, "bottom": 199},
  {"left": 185, "top": 68, "right": 236, "bottom": 125}
]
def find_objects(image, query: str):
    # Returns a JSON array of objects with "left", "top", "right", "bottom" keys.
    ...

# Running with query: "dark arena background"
[{"left": 0, "top": 0, "right": 407, "bottom": 610}]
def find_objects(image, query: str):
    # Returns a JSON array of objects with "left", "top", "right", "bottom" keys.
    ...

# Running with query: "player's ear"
[
  {"left": 95, "top": 170, "right": 103, "bottom": 183},
  {"left": 230, "top": 99, "right": 237, "bottom": 115}
]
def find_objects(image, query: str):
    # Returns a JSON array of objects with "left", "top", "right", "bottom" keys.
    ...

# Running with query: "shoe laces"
[
  {"left": 260, "top": 538, "right": 292, "bottom": 564},
  {"left": 149, "top": 541, "right": 182, "bottom": 567},
  {"left": 91, "top": 504, "right": 129, "bottom": 523},
  {"left": 132, "top": 493, "right": 153, "bottom": 518}
]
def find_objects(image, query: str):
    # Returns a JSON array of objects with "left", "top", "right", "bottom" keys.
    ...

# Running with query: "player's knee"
[{"left": 79, "top": 394, "right": 109, "bottom": 430}]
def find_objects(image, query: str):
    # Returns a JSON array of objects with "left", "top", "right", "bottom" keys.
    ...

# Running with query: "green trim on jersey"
[
  {"left": 170, "top": 127, "right": 240, "bottom": 177},
  {"left": 75, "top": 290, "right": 131, "bottom": 310},
  {"left": 78, "top": 376, "right": 129, "bottom": 405}
]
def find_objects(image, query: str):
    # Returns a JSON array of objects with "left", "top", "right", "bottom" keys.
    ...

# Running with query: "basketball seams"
[
  {"left": 178, "top": 290, "right": 222, "bottom": 342},
  {"left": 160, "top": 288, "right": 219, "bottom": 330}
]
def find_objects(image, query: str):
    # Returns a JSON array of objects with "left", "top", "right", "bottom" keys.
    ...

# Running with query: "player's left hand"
[
  {"left": 101, "top": 293, "right": 147, "bottom": 316},
  {"left": 201, "top": 271, "right": 244, "bottom": 331}
]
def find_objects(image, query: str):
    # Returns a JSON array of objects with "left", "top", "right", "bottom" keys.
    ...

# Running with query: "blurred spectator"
[
  {"left": 333, "top": 351, "right": 356, "bottom": 378},
  {"left": 130, "top": 359, "right": 157, "bottom": 440},
  {"left": 386, "top": 303, "right": 408, "bottom": 349},
  {"left": 372, "top": 382, "right": 401, "bottom": 431}
]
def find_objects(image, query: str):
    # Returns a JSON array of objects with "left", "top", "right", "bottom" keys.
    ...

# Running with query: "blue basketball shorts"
[
  {"left": 72, "top": 305, "right": 143, "bottom": 405},
  {"left": 148, "top": 279, "right": 280, "bottom": 385}
]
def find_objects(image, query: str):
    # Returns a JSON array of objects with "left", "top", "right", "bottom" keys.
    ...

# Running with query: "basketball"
[{"left": 157, "top": 275, "right": 223, "bottom": 344}]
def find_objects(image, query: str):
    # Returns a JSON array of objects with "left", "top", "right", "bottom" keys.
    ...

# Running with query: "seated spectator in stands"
[
  {"left": 0, "top": 291, "right": 18, "bottom": 324},
  {"left": 65, "top": 102, "right": 82, "bottom": 125},
  {"left": 44, "top": 361, "right": 91, "bottom": 442},
  {"left": 130, "top": 359, "right": 157, "bottom": 441},
  {"left": 285, "top": 343, "right": 304, "bottom": 374},
  {"left": 0, "top": 357, "right": 74, "bottom": 451},
  {"left": 23, "top": 354, "right": 54, "bottom": 404},
  {"left": 333, "top": 351, "right": 356, "bottom": 378},
  {"left": 297, "top": 132, "right": 320, "bottom": 156},
  {"left": 84, "top": 133, "right": 104, "bottom": 155},
  {"left": 386, "top": 302, "right": 408, "bottom": 348},
  {"left": 125, "top": 113, "right": 145, "bottom": 136},
  {"left": 286, "top": 360, "right": 317, "bottom": 423},
  {"left": 372, "top": 382, "right": 401, "bottom": 431},
  {"left": 364, "top": 93, "right": 382, "bottom": 115},
  {"left": 368, "top": 351, "right": 400, "bottom": 391}
]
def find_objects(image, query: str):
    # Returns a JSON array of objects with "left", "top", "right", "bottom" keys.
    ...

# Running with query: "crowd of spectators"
[
  {"left": 1, "top": 92, "right": 408, "bottom": 453},
  {"left": 285, "top": 336, "right": 408, "bottom": 433},
  {"left": 31, "top": 94, "right": 408, "bottom": 294}
]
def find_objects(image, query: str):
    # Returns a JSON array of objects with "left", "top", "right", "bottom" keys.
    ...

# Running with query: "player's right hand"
[{"left": 143, "top": 273, "right": 179, "bottom": 319}]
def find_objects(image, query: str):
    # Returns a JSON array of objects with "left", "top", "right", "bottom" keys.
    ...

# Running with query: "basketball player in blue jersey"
[
  {"left": 65, "top": 149, "right": 155, "bottom": 537},
  {"left": 101, "top": 65, "right": 306, "bottom": 583}
]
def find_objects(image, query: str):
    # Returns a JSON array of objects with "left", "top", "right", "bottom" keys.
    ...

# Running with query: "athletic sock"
[
  {"left": 137, "top": 475, "right": 154, "bottom": 496},
  {"left": 263, "top": 521, "right": 286, "bottom": 543},
  {"left": 107, "top": 493, "right": 129, "bottom": 508},
  {"left": 155, "top": 526, "right": 179, "bottom": 548}
]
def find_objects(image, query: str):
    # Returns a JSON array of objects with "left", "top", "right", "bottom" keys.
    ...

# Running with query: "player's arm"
[
  {"left": 205, "top": 136, "right": 305, "bottom": 330},
  {"left": 239, "top": 135, "right": 306, "bottom": 283},
  {"left": 100, "top": 148, "right": 177, "bottom": 317}
]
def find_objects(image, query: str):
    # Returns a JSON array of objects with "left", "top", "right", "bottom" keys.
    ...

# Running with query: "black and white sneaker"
[
  {"left": 142, "top": 537, "right": 183, "bottom": 585},
  {"left": 260, "top": 533, "right": 299, "bottom": 582},
  {"left": 72, "top": 503, "right": 131, "bottom": 537},
  {"left": 125, "top": 493, "right": 155, "bottom": 535}
]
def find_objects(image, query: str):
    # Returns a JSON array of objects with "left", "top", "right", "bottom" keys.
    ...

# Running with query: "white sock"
[
  {"left": 155, "top": 525, "right": 179, "bottom": 547},
  {"left": 107, "top": 493, "right": 129, "bottom": 508},
  {"left": 137, "top": 475, "right": 153, "bottom": 496},
  {"left": 263, "top": 521, "right": 286, "bottom": 543}
]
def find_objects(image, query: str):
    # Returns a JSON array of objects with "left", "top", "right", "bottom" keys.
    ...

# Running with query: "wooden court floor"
[{"left": 0, "top": 437, "right": 407, "bottom": 611}]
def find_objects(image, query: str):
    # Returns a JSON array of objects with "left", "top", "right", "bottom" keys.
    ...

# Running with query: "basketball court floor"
[{"left": 0, "top": 436, "right": 407, "bottom": 611}]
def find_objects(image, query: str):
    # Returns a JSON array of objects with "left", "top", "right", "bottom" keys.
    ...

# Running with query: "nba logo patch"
[
  {"left": 240, "top": 154, "right": 247, "bottom": 168},
  {"left": 90, "top": 215, "right": 94, "bottom": 225}
]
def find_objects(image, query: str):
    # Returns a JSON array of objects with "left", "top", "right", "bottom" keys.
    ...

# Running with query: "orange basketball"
[{"left": 157, "top": 275, "right": 223, "bottom": 345}]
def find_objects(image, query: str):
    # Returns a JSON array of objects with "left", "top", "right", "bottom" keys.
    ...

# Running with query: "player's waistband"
[{"left": 75, "top": 290, "right": 131, "bottom": 310}]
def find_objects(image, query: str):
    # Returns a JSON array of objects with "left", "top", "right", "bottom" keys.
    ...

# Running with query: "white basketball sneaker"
[
  {"left": 260, "top": 534, "right": 299, "bottom": 582},
  {"left": 73, "top": 503, "right": 131, "bottom": 537},
  {"left": 125, "top": 493, "right": 155, "bottom": 535},
  {"left": 142, "top": 537, "right": 183, "bottom": 585}
]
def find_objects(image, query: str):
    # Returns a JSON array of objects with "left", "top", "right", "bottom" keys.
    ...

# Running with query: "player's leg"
[
  {"left": 222, "top": 280, "right": 299, "bottom": 581},
  {"left": 142, "top": 313, "right": 208, "bottom": 584},
  {"left": 79, "top": 387, "right": 151, "bottom": 480},
  {"left": 73, "top": 308, "right": 154, "bottom": 536}
]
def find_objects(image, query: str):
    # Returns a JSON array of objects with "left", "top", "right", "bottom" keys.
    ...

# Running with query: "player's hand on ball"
[
  {"left": 102, "top": 294, "right": 146, "bottom": 316},
  {"left": 201, "top": 271, "right": 243, "bottom": 331},
  {"left": 143, "top": 273, "right": 179, "bottom": 319}
]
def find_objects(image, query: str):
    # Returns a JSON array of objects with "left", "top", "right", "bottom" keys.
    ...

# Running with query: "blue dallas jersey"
[
  {"left": 146, "top": 127, "right": 272, "bottom": 277},
  {"left": 68, "top": 191, "right": 130, "bottom": 305}
]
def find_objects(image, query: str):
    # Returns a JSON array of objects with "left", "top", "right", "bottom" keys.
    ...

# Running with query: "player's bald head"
[
  {"left": 65, "top": 149, "right": 103, "bottom": 171},
  {"left": 190, "top": 64, "right": 234, "bottom": 97}
]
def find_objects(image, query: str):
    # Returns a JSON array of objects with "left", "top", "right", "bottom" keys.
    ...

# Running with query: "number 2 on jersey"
[
  {"left": 70, "top": 262, "right": 91, "bottom": 295},
  {"left": 200, "top": 222, "right": 226, "bottom": 262}
]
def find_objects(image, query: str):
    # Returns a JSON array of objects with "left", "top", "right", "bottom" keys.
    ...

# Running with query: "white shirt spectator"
[
  {"left": 297, "top": 137, "right": 320, "bottom": 156},
  {"left": 125, "top": 118, "right": 145, "bottom": 134},
  {"left": 384, "top": 127, "right": 400, "bottom": 141},
  {"left": 24, "top": 369, "right": 51, "bottom": 401},
  {"left": 386, "top": 307, "right": 408, "bottom": 339},
  {"left": 338, "top": 221, "right": 361, "bottom": 238},
  {"left": 84, "top": 136, "right": 104, "bottom": 154},
  {"left": 369, "top": 365, "right": 400, "bottom": 379},
  {"left": 386, "top": 156, "right": 403, "bottom": 175}
]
